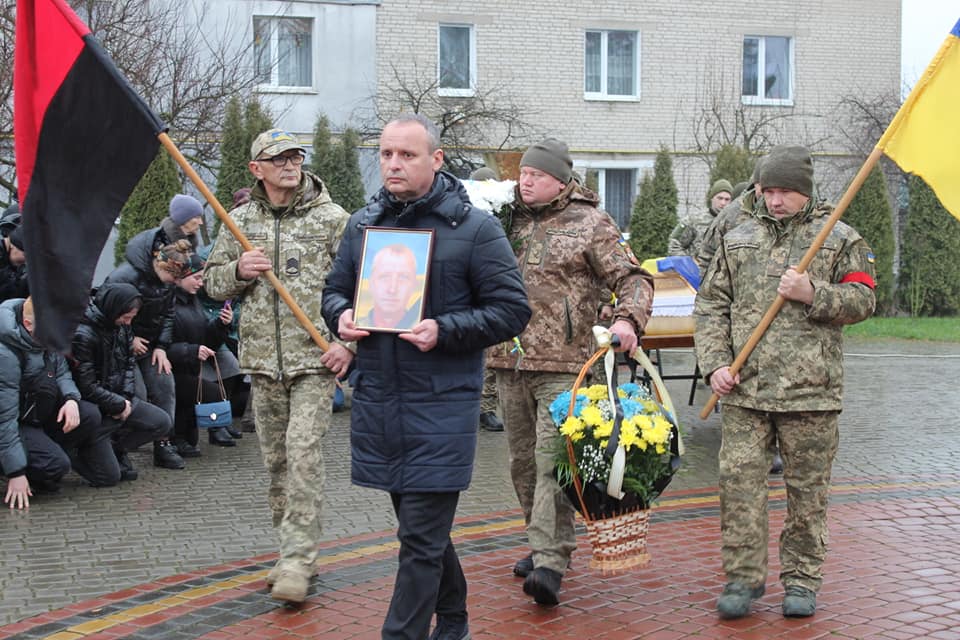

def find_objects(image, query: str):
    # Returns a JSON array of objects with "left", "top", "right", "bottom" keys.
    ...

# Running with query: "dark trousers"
[
  {"left": 174, "top": 372, "right": 248, "bottom": 445},
  {"left": 382, "top": 491, "right": 467, "bottom": 640},
  {"left": 134, "top": 357, "right": 175, "bottom": 424},
  {"left": 17, "top": 426, "right": 71, "bottom": 490},
  {"left": 47, "top": 399, "right": 120, "bottom": 487},
  {"left": 108, "top": 397, "right": 172, "bottom": 453}
]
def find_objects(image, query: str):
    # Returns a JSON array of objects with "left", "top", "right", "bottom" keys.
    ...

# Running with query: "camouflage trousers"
[
  {"left": 719, "top": 404, "right": 839, "bottom": 593},
  {"left": 480, "top": 367, "right": 498, "bottom": 414},
  {"left": 496, "top": 369, "right": 577, "bottom": 574},
  {"left": 251, "top": 373, "right": 334, "bottom": 577}
]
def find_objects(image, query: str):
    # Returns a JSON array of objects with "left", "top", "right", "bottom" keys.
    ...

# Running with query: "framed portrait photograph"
[{"left": 353, "top": 227, "right": 435, "bottom": 333}]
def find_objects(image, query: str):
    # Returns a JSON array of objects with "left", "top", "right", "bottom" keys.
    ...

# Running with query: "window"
[
  {"left": 585, "top": 168, "right": 637, "bottom": 230},
  {"left": 254, "top": 17, "right": 313, "bottom": 89},
  {"left": 584, "top": 30, "right": 639, "bottom": 100},
  {"left": 438, "top": 24, "right": 475, "bottom": 96},
  {"left": 742, "top": 36, "right": 793, "bottom": 105}
]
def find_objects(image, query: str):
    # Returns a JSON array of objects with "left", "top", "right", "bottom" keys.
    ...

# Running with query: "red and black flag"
[{"left": 14, "top": 0, "right": 165, "bottom": 351}]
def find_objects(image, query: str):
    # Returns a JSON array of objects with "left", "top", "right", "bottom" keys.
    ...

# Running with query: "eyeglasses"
[{"left": 257, "top": 154, "right": 305, "bottom": 168}]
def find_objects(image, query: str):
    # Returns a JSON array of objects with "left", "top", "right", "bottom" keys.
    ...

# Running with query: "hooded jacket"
[
  {"left": 0, "top": 299, "right": 81, "bottom": 477},
  {"left": 205, "top": 171, "right": 351, "bottom": 379},
  {"left": 322, "top": 171, "right": 531, "bottom": 493},
  {"left": 103, "top": 228, "right": 176, "bottom": 350},
  {"left": 486, "top": 183, "right": 653, "bottom": 374},
  {"left": 70, "top": 284, "right": 141, "bottom": 417}
]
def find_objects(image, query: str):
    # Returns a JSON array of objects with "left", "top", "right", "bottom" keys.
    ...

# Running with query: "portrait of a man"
[{"left": 354, "top": 230, "right": 432, "bottom": 332}]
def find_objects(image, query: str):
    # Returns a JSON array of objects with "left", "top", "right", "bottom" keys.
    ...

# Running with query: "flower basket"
[{"left": 552, "top": 327, "right": 683, "bottom": 572}]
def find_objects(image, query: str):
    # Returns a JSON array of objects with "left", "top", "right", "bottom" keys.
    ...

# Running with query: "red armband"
[{"left": 839, "top": 272, "right": 876, "bottom": 289}]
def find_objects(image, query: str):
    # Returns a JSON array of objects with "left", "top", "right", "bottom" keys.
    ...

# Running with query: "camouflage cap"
[{"left": 250, "top": 128, "right": 305, "bottom": 160}]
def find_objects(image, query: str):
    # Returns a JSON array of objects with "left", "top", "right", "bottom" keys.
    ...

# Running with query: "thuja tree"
[
  {"left": 244, "top": 98, "right": 274, "bottom": 156},
  {"left": 710, "top": 144, "right": 755, "bottom": 186},
  {"left": 898, "top": 175, "right": 960, "bottom": 316},
  {"left": 333, "top": 128, "right": 367, "bottom": 212},
  {"left": 842, "top": 164, "right": 895, "bottom": 314},
  {"left": 309, "top": 114, "right": 338, "bottom": 183},
  {"left": 310, "top": 114, "right": 366, "bottom": 213},
  {"left": 214, "top": 96, "right": 249, "bottom": 212},
  {"left": 114, "top": 149, "right": 181, "bottom": 264},
  {"left": 628, "top": 146, "right": 678, "bottom": 262}
]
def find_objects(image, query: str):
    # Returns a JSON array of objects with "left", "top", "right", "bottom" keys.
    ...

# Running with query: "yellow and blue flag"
[{"left": 879, "top": 18, "right": 960, "bottom": 221}]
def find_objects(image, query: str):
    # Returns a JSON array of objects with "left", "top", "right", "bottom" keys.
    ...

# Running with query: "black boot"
[
  {"left": 224, "top": 424, "right": 242, "bottom": 439},
  {"left": 174, "top": 439, "right": 202, "bottom": 458},
  {"left": 153, "top": 441, "right": 186, "bottom": 469},
  {"left": 114, "top": 447, "right": 138, "bottom": 481},
  {"left": 208, "top": 427, "right": 236, "bottom": 447},
  {"left": 479, "top": 411, "right": 504, "bottom": 432},
  {"left": 523, "top": 567, "right": 562, "bottom": 606}
]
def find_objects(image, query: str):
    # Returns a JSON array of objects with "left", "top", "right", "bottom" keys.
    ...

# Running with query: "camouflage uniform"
[
  {"left": 204, "top": 171, "right": 350, "bottom": 577},
  {"left": 487, "top": 182, "right": 654, "bottom": 575},
  {"left": 668, "top": 207, "right": 716, "bottom": 258},
  {"left": 695, "top": 187, "right": 760, "bottom": 276},
  {"left": 480, "top": 368, "right": 498, "bottom": 415},
  {"left": 694, "top": 199, "right": 876, "bottom": 593}
]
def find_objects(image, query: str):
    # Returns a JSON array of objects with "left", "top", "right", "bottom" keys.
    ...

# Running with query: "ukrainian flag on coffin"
[{"left": 879, "top": 18, "right": 960, "bottom": 222}]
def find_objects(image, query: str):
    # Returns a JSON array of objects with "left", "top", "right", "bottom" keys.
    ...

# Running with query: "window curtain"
[
  {"left": 764, "top": 36, "right": 790, "bottom": 99},
  {"left": 278, "top": 18, "right": 312, "bottom": 87},
  {"left": 605, "top": 169, "right": 636, "bottom": 230},
  {"left": 253, "top": 18, "right": 272, "bottom": 84},
  {"left": 440, "top": 26, "right": 470, "bottom": 89},
  {"left": 742, "top": 37, "right": 759, "bottom": 96},
  {"left": 585, "top": 31, "right": 601, "bottom": 92},
  {"left": 607, "top": 31, "right": 635, "bottom": 95}
]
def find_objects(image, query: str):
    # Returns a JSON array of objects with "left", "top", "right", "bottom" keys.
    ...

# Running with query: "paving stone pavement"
[{"left": 1, "top": 337, "right": 959, "bottom": 639}]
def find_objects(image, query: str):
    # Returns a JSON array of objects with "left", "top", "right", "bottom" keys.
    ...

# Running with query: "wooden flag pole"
[
  {"left": 699, "top": 146, "right": 884, "bottom": 419},
  {"left": 157, "top": 133, "right": 330, "bottom": 353}
]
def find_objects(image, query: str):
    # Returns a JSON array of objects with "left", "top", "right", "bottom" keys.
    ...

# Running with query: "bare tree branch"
[{"left": 364, "top": 59, "right": 543, "bottom": 175}]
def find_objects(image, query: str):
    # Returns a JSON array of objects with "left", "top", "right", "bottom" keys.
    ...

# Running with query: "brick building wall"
[{"left": 375, "top": 0, "right": 900, "bottom": 234}]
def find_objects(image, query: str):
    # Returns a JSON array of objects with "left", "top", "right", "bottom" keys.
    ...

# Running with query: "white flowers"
[{"left": 463, "top": 178, "right": 516, "bottom": 215}]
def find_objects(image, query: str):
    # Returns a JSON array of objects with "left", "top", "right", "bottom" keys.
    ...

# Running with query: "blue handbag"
[{"left": 194, "top": 357, "right": 232, "bottom": 429}]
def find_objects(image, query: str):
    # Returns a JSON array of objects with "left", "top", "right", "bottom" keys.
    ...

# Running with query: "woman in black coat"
[{"left": 168, "top": 255, "right": 247, "bottom": 454}]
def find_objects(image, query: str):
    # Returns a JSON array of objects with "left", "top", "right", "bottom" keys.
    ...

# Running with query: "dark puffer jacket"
[
  {"left": 0, "top": 299, "right": 81, "bottom": 477},
  {"left": 323, "top": 172, "right": 531, "bottom": 493},
  {"left": 102, "top": 228, "right": 176, "bottom": 350},
  {"left": 70, "top": 284, "right": 141, "bottom": 417},
  {"left": 168, "top": 288, "right": 228, "bottom": 375}
]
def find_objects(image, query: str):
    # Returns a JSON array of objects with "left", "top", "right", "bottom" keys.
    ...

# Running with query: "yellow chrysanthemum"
[
  {"left": 580, "top": 404, "right": 604, "bottom": 427},
  {"left": 560, "top": 416, "right": 584, "bottom": 437},
  {"left": 619, "top": 425, "right": 640, "bottom": 450},
  {"left": 570, "top": 431, "right": 585, "bottom": 442},
  {"left": 599, "top": 439, "right": 609, "bottom": 449},
  {"left": 593, "top": 420, "right": 614, "bottom": 439},
  {"left": 583, "top": 385, "right": 608, "bottom": 402},
  {"left": 636, "top": 438, "right": 649, "bottom": 451},
  {"left": 656, "top": 444, "right": 666, "bottom": 454}
]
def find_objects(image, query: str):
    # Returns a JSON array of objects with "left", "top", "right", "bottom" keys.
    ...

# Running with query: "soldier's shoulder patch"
[
  {"left": 865, "top": 251, "right": 876, "bottom": 264},
  {"left": 617, "top": 237, "right": 639, "bottom": 265}
]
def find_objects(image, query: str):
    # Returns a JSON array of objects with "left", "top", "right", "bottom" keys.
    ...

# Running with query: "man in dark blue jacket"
[{"left": 323, "top": 113, "right": 530, "bottom": 640}]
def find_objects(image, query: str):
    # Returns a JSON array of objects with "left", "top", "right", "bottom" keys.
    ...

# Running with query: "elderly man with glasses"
[{"left": 205, "top": 128, "right": 354, "bottom": 604}]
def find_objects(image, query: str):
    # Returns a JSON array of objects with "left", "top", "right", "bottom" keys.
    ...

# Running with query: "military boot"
[
  {"left": 717, "top": 582, "right": 765, "bottom": 619},
  {"left": 270, "top": 570, "right": 309, "bottom": 604},
  {"left": 523, "top": 567, "right": 562, "bottom": 606},
  {"left": 782, "top": 585, "right": 816, "bottom": 617}
]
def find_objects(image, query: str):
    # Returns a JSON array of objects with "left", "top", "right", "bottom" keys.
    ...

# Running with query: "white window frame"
[
  {"left": 253, "top": 16, "right": 315, "bottom": 92},
  {"left": 741, "top": 35, "right": 794, "bottom": 106},
  {"left": 584, "top": 29, "right": 640, "bottom": 102},
  {"left": 576, "top": 161, "right": 646, "bottom": 231},
  {"left": 437, "top": 23, "right": 476, "bottom": 97}
]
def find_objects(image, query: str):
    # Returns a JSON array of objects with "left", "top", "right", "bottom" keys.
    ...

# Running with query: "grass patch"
[{"left": 844, "top": 317, "right": 960, "bottom": 342}]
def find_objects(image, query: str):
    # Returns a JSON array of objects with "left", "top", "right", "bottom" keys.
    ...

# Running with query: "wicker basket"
[
  {"left": 562, "top": 328, "right": 683, "bottom": 574},
  {"left": 584, "top": 508, "right": 651, "bottom": 572}
]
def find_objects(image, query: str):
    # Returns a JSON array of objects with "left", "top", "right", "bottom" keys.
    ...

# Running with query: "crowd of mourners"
[{"left": 0, "top": 191, "right": 257, "bottom": 509}]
